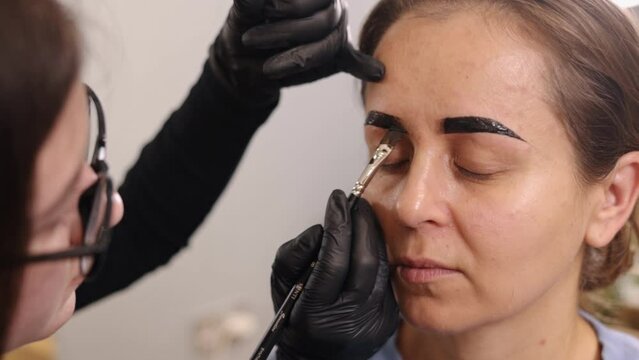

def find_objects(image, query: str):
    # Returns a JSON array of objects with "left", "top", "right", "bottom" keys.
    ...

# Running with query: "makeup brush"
[{"left": 250, "top": 128, "right": 406, "bottom": 360}]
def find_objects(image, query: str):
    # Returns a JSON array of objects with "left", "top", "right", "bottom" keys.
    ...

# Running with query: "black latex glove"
[
  {"left": 209, "top": 0, "right": 384, "bottom": 106},
  {"left": 271, "top": 190, "right": 400, "bottom": 360}
]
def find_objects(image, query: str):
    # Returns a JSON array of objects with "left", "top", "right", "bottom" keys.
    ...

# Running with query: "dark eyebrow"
[
  {"left": 443, "top": 117, "right": 524, "bottom": 141},
  {"left": 365, "top": 111, "right": 407, "bottom": 133}
]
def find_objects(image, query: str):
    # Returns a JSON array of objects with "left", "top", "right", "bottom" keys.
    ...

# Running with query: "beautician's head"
[
  {"left": 359, "top": 0, "right": 639, "bottom": 333},
  {"left": 0, "top": 0, "right": 123, "bottom": 351}
]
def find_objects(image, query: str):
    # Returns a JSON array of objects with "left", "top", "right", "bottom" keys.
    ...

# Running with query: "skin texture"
[
  {"left": 5, "top": 80, "right": 124, "bottom": 351},
  {"left": 362, "top": 9, "right": 639, "bottom": 360}
]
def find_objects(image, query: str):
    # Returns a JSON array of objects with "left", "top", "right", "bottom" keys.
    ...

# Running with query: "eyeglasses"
[{"left": 17, "top": 85, "right": 114, "bottom": 281}]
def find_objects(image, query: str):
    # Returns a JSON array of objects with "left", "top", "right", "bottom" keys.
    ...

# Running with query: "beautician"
[{"left": 0, "top": 0, "right": 395, "bottom": 356}]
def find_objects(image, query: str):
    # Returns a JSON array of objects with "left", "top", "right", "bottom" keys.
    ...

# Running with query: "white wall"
[
  {"left": 613, "top": 0, "right": 639, "bottom": 7},
  {"left": 55, "top": 1, "right": 376, "bottom": 359}
]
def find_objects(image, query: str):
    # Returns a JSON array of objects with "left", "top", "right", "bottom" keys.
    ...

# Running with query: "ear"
[{"left": 585, "top": 151, "right": 639, "bottom": 248}]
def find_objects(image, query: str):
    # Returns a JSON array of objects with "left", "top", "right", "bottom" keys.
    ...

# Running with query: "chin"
[
  {"left": 397, "top": 291, "right": 486, "bottom": 335},
  {"left": 6, "top": 292, "right": 77, "bottom": 352},
  {"left": 4, "top": 292, "right": 76, "bottom": 352},
  {"left": 41, "top": 291, "right": 77, "bottom": 340},
  {"left": 55, "top": 291, "right": 76, "bottom": 326}
]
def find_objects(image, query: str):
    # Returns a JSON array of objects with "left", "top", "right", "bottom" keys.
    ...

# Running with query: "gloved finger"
[
  {"left": 230, "top": 0, "right": 267, "bottom": 28},
  {"left": 304, "top": 190, "right": 352, "bottom": 304},
  {"left": 342, "top": 198, "right": 381, "bottom": 302},
  {"left": 262, "top": 27, "right": 342, "bottom": 79},
  {"left": 337, "top": 43, "right": 385, "bottom": 82},
  {"left": 368, "top": 223, "right": 399, "bottom": 329},
  {"left": 264, "top": 0, "right": 333, "bottom": 19},
  {"left": 370, "top": 218, "right": 394, "bottom": 303},
  {"left": 271, "top": 225, "right": 323, "bottom": 308},
  {"left": 272, "top": 225, "right": 323, "bottom": 289},
  {"left": 377, "top": 264, "right": 401, "bottom": 333},
  {"left": 242, "top": 2, "right": 341, "bottom": 50}
]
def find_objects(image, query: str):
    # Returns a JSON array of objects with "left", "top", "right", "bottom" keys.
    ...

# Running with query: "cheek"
[
  {"left": 10, "top": 226, "right": 83, "bottom": 344},
  {"left": 10, "top": 260, "right": 79, "bottom": 343},
  {"left": 29, "top": 220, "right": 76, "bottom": 254},
  {"left": 451, "top": 169, "right": 588, "bottom": 314},
  {"left": 362, "top": 173, "right": 405, "bottom": 242}
]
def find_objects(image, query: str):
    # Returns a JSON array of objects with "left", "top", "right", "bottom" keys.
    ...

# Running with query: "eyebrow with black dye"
[
  {"left": 365, "top": 111, "right": 407, "bottom": 133},
  {"left": 444, "top": 117, "right": 524, "bottom": 141}
]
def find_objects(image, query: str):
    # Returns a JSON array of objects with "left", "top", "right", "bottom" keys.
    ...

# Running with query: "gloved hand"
[
  {"left": 209, "top": 0, "right": 384, "bottom": 105},
  {"left": 271, "top": 190, "right": 400, "bottom": 360}
]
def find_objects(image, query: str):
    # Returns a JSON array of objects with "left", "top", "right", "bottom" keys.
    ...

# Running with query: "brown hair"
[
  {"left": 0, "top": 0, "right": 80, "bottom": 350},
  {"left": 360, "top": 0, "right": 639, "bottom": 291}
]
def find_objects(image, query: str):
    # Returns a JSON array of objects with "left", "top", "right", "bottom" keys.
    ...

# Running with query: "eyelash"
[
  {"left": 382, "top": 160, "right": 496, "bottom": 180},
  {"left": 454, "top": 162, "right": 496, "bottom": 181},
  {"left": 376, "top": 144, "right": 501, "bottom": 183},
  {"left": 381, "top": 160, "right": 410, "bottom": 173}
]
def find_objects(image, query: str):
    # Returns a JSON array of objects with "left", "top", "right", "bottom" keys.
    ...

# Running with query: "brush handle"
[
  {"left": 250, "top": 198, "right": 361, "bottom": 360},
  {"left": 250, "top": 261, "right": 316, "bottom": 360},
  {"left": 250, "top": 150, "right": 378, "bottom": 360}
]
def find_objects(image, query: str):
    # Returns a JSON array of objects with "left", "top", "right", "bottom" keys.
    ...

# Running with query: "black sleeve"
[{"left": 75, "top": 63, "right": 279, "bottom": 309}]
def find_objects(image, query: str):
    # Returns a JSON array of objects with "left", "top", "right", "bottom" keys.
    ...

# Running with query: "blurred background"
[{"left": 6, "top": 1, "right": 639, "bottom": 359}]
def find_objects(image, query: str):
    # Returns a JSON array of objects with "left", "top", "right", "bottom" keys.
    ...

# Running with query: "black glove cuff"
[
  {"left": 276, "top": 348, "right": 377, "bottom": 360},
  {"left": 276, "top": 347, "right": 324, "bottom": 360}
]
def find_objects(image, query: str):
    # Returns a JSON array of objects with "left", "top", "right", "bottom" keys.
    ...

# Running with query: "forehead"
[{"left": 365, "top": 9, "right": 558, "bottom": 140}]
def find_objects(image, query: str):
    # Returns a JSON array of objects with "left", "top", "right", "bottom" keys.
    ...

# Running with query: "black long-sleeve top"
[{"left": 75, "top": 63, "right": 278, "bottom": 309}]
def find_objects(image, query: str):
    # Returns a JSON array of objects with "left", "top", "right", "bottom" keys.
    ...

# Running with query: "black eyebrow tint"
[
  {"left": 365, "top": 111, "right": 407, "bottom": 133},
  {"left": 444, "top": 117, "right": 524, "bottom": 141}
]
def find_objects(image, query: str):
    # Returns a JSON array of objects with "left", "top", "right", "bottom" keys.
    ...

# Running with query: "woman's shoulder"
[
  {"left": 581, "top": 310, "right": 639, "bottom": 359},
  {"left": 369, "top": 334, "right": 401, "bottom": 360},
  {"left": 369, "top": 314, "right": 639, "bottom": 360}
]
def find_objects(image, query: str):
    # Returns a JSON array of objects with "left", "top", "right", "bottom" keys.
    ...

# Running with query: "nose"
[
  {"left": 109, "top": 191, "right": 124, "bottom": 227},
  {"left": 395, "top": 155, "right": 450, "bottom": 229}
]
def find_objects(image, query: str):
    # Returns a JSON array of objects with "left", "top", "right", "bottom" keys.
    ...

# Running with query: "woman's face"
[
  {"left": 364, "top": 10, "right": 600, "bottom": 333},
  {"left": 6, "top": 80, "right": 124, "bottom": 349}
]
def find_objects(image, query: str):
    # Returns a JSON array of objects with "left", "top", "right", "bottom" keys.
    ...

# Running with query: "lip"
[{"left": 393, "top": 256, "right": 460, "bottom": 284}]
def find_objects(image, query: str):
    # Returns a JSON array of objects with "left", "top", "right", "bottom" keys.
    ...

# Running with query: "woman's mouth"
[{"left": 394, "top": 257, "right": 460, "bottom": 284}]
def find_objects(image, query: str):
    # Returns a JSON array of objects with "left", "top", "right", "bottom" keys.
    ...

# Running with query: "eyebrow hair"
[
  {"left": 365, "top": 111, "right": 407, "bottom": 133},
  {"left": 443, "top": 117, "right": 524, "bottom": 141},
  {"left": 36, "top": 162, "right": 84, "bottom": 221}
]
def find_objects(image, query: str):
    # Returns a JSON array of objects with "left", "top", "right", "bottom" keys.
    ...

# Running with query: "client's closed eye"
[
  {"left": 454, "top": 163, "right": 497, "bottom": 181},
  {"left": 452, "top": 156, "right": 505, "bottom": 182},
  {"left": 381, "top": 142, "right": 412, "bottom": 173},
  {"left": 382, "top": 158, "right": 410, "bottom": 173}
]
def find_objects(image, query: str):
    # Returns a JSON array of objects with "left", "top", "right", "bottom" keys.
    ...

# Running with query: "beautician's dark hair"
[
  {"left": 360, "top": 0, "right": 639, "bottom": 291},
  {"left": 0, "top": 0, "right": 80, "bottom": 350}
]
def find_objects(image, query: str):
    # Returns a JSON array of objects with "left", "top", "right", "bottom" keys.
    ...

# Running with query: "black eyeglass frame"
[{"left": 13, "top": 85, "right": 114, "bottom": 280}]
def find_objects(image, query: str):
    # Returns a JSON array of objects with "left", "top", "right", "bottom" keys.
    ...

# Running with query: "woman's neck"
[{"left": 396, "top": 267, "right": 600, "bottom": 360}]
